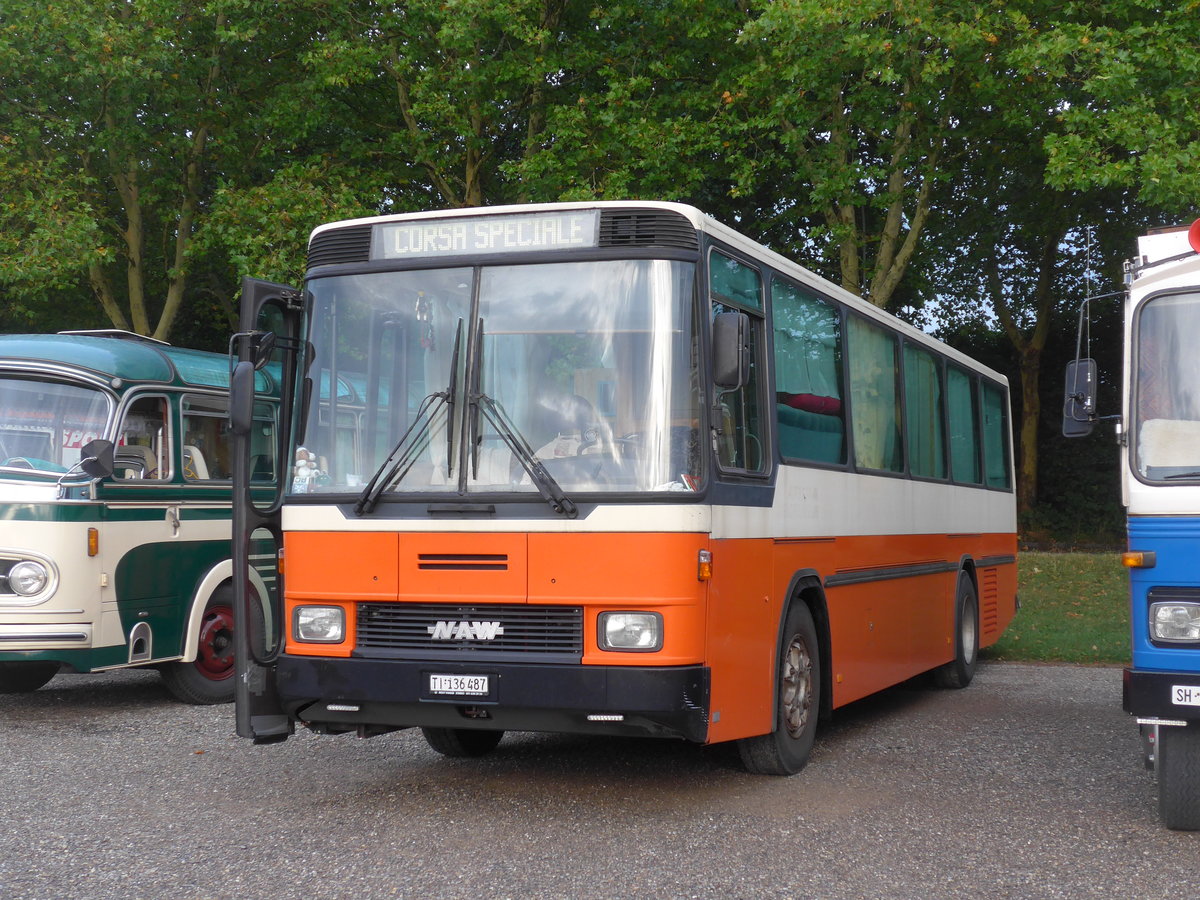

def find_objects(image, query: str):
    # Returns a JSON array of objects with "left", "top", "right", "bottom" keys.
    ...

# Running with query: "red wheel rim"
[{"left": 195, "top": 604, "right": 235, "bottom": 681}]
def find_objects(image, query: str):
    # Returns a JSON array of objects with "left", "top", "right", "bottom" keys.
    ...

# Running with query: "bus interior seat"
[
  {"left": 115, "top": 444, "right": 158, "bottom": 478},
  {"left": 777, "top": 404, "right": 844, "bottom": 464},
  {"left": 183, "top": 445, "right": 209, "bottom": 480}
]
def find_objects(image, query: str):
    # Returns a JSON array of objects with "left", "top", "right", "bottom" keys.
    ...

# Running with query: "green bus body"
[{"left": 0, "top": 331, "right": 277, "bottom": 703}]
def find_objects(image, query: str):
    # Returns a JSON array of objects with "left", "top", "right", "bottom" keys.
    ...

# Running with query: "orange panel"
[
  {"left": 529, "top": 532, "right": 707, "bottom": 666},
  {"left": 704, "top": 537, "right": 778, "bottom": 743},
  {"left": 284, "top": 531, "right": 398, "bottom": 601},
  {"left": 396, "top": 532, "right": 528, "bottom": 604}
]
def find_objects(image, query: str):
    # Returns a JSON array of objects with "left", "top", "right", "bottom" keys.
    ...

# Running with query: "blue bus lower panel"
[
  {"left": 1126, "top": 515, "right": 1200, "bottom": 674},
  {"left": 275, "top": 656, "right": 711, "bottom": 743},
  {"left": 1123, "top": 668, "right": 1200, "bottom": 721}
]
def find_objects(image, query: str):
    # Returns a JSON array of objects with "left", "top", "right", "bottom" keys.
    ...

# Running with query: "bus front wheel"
[
  {"left": 737, "top": 601, "right": 821, "bottom": 776},
  {"left": 933, "top": 573, "right": 979, "bottom": 689},
  {"left": 1158, "top": 725, "right": 1200, "bottom": 830},
  {"left": 0, "top": 660, "right": 59, "bottom": 693},
  {"left": 421, "top": 727, "right": 505, "bottom": 758},
  {"left": 160, "top": 589, "right": 236, "bottom": 705}
]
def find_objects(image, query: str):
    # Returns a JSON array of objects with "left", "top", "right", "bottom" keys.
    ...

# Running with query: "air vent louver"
[{"left": 307, "top": 225, "right": 372, "bottom": 268}]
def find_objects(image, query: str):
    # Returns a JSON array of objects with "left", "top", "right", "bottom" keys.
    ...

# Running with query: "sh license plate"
[
  {"left": 429, "top": 674, "right": 490, "bottom": 696},
  {"left": 1171, "top": 685, "right": 1200, "bottom": 707}
]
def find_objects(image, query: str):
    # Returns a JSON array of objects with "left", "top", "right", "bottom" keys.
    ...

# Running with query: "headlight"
[
  {"left": 8, "top": 560, "right": 49, "bottom": 596},
  {"left": 1150, "top": 602, "right": 1200, "bottom": 643},
  {"left": 293, "top": 606, "right": 346, "bottom": 643},
  {"left": 598, "top": 611, "right": 662, "bottom": 652}
]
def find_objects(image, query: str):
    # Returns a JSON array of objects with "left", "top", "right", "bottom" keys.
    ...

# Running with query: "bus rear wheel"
[
  {"left": 737, "top": 601, "right": 821, "bottom": 776},
  {"left": 0, "top": 660, "right": 59, "bottom": 693},
  {"left": 421, "top": 727, "right": 505, "bottom": 758},
  {"left": 1158, "top": 725, "right": 1200, "bottom": 830},
  {"left": 933, "top": 572, "right": 979, "bottom": 689},
  {"left": 160, "top": 589, "right": 236, "bottom": 705}
]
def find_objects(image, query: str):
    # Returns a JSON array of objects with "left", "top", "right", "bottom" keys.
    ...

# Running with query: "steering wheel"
[{"left": 2, "top": 457, "right": 34, "bottom": 469}]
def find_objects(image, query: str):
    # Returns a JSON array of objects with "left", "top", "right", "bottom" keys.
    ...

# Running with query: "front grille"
[
  {"left": 308, "top": 225, "right": 372, "bottom": 268},
  {"left": 356, "top": 603, "right": 583, "bottom": 663}
]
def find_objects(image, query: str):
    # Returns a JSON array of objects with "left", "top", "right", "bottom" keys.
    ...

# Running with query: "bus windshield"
[
  {"left": 0, "top": 377, "right": 112, "bottom": 474},
  {"left": 1134, "top": 290, "right": 1200, "bottom": 481},
  {"left": 302, "top": 258, "right": 702, "bottom": 498}
]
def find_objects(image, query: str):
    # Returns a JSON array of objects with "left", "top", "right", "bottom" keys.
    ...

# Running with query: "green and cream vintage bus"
[{"left": 0, "top": 331, "right": 277, "bottom": 703}]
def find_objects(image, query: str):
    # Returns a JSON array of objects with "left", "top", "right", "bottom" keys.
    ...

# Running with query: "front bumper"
[
  {"left": 1123, "top": 668, "right": 1200, "bottom": 721},
  {"left": 276, "top": 656, "right": 711, "bottom": 743}
]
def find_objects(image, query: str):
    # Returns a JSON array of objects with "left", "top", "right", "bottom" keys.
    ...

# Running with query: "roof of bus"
[
  {"left": 310, "top": 201, "right": 1008, "bottom": 386},
  {"left": 0, "top": 332, "right": 248, "bottom": 391}
]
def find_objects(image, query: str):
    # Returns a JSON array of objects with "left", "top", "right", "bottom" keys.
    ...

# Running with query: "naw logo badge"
[{"left": 427, "top": 620, "right": 505, "bottom": 641}]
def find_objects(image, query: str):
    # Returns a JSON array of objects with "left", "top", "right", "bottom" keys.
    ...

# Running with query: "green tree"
[{"left": 0, "top": 0, "right": 326, "bottom": 341}]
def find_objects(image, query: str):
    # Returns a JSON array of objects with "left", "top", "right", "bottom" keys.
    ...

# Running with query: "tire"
[
  {"left": 737, "top": 601, "right": 821, "bottom": 776},
  {"left": 0, "top": 660, "right": 59, "bottom": 693},
  {"left": 934, "top": 572, "right": 979, "bottom": 689},
  {"left": 159, "top": 588, "right": 236, "bottom": 705},
  {"left": 1158, "top": 725, "right": 1200, "bottom": 830},
  {"left": 421, "top": 727, "right": 505, "bottom": 758}
]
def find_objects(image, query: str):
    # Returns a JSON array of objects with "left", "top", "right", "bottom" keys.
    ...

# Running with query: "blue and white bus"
[
  {"left": 1066, "top": 219, "right": 1200, "bottom": 829},
  {"left": 0, "top": 331, "right": 278, "bottom": 703}
]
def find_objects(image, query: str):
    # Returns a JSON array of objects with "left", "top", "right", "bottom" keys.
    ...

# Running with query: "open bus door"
[{"left": 230, "top": 276, "right": 306, "bottom": 743}]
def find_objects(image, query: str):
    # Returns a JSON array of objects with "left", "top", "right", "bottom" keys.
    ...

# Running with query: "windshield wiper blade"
[
  {"left": 353, "top": 391, "right": 448, "bottom": 515},
  {"left": 473, "top": 392, "right": 578, "bottom": 519},
  {"left": 354, "top": 320, "right": 463, "bottom": 516}
]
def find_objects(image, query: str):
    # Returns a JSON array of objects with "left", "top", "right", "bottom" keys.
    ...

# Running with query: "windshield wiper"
[
  {"left": 354, "top": 320, "right": 462, "bottom": 515},
  {"left": 472, "top": 391, "right": 578, "bottom": 518},
  {"left": 1163, "top": 471, "right": 1200, "bottom": 480}
]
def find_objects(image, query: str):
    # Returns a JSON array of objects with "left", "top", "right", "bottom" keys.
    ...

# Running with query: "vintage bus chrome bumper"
[
  {"left": 275, "top": 656, "right": 711, "bottom": 743},
  {"left": 0, "top": 623, "right": 92, "bottom": 648},
  {"left": 1123, "top": 667, "right": 1200, "bottom": 722}
]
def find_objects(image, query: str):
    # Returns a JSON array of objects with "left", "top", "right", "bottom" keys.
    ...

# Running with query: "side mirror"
[
  {"left": 713, "top": 311, "right": 750, "bottom": 390},
  {"left": 79, "top": 439, "right": 115, "bottom": 479},
  {"left": 1062, "top": 358, "right": 1097, "bottom": 438},
  {"left": 252, "top": 331, "right": 276, "bottom": 371},
  {"left": 230, "top": 360, "right": 257, "bottom": 437}
]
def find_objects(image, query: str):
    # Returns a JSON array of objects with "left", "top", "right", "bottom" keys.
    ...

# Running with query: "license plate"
[
  {"left": 429, "top": 674, "right": 490, "bottom": 696},
  {"left": 1171, "top": 685, "right": 1200, "bottom": 706}
]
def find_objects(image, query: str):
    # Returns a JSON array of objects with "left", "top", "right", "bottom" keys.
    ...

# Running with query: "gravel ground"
[{"left": 1, "top": 662, "right": 1194, "bottom": 899}]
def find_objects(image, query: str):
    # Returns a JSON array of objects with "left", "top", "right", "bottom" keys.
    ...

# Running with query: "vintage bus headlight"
[
  {"left": 293, "top": 606, "right": 345, "bottom": 643},
  {"left": 7, "top": 560, "right": 49, "bottom": 596},
  {"left": 1150, "top": 603, "right": 1200, "bottom": 643},
  {"left": 598, "top": 612, "right": 662, "bottom": 652}
]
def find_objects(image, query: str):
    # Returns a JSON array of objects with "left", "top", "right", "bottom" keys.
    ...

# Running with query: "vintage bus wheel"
[
  {"left": 934, "top": 573, "right": 979, "bottom": 689},
  {"left": 160, "top": 591, "right": 236, "bottom": 705},
  {"left": 0, "top": 660, "right": 60, "bottom": 693},
  {"left": 1158, "top": 725, "right": 1200, "bottom": 830},
  {"left": 737, "top": 602, "right": 820, "bottom": 776},
  {"left": 421, "top": 727, "right": 505, "bottom": 758}
]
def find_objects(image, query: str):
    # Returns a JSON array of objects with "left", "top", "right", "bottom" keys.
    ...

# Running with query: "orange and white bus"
[{"left": 229, "top": 202, "right": 1018, "bottom": 773}]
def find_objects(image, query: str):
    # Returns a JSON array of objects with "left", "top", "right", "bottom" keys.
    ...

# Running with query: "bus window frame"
[
  {"left": 109, "top": 391, "right": 173, "bottom": 484},
  {"left": 705, "top": 242, "right": 773, "bottom": 480}
]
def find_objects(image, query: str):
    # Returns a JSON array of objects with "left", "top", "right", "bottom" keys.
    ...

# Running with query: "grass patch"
[{"left": 981, "top": 551, "right": 1130, "bottom": 665}]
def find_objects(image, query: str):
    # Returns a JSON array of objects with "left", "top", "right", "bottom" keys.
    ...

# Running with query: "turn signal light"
[
  {"left": 87, "top": 527, "right": 99, "bottom": 558},
  {"left": 1122, "top": 551, "right": 1157, "bottom": 568},
  {"left": 698, "top": 549, "right": 713, "bottom": 581}
]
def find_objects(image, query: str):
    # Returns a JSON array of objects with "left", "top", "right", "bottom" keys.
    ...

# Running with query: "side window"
[
  {"left": 710, "top": 250, "right": 767, "bottom": 473},
  {"left": 903, "top": 345, "right": 946, "bottom": 479},
  {"left": 847, "top": 316, "right": 902, "bottom": 472},
  {"left": 114, "top": 396, "right": 169, "bottom": 480},
  {"left": 981, "top": 381, "right": 1012, "bottom": 489},
  {"left": 772, "top": 280, "right": 845, "bottom": 464},
  {"left": 182, "top": 395, "right": 232, "bottom": 481},
  {"left": 947, "top": 366, "right": 982, "bottom": 484}
]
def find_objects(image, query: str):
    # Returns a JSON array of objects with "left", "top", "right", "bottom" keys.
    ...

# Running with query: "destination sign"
[{"left": 373, "top": 211, "right": 600, "bottom": 260}]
